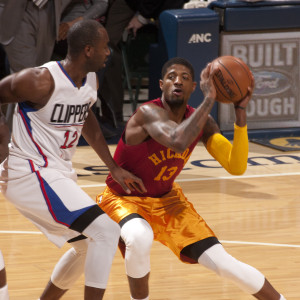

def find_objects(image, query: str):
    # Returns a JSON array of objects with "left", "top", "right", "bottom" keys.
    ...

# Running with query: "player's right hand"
[{"left": 111, "top": 167, "right": 147, "bottom": 194}]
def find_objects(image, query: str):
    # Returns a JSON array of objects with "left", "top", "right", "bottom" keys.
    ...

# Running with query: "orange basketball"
[{"left": 211, "top": 55, "right": 252, "bottom": 104}]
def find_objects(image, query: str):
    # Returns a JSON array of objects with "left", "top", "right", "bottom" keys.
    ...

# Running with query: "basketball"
[{"left": 211, "top": 55, "right": 252, "bottom": 104}]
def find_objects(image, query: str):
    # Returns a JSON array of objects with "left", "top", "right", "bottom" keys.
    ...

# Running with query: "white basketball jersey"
[{"left": 9, "top": 61, "right": 98, "bottom": 172}]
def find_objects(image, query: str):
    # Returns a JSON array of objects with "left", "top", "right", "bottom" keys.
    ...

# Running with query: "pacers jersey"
[
  {"left": 9, "top": 61, "right": 97, "bottom": 172},
  {"left": 106, "top": 98, "right": 203, "bottom": 197}
]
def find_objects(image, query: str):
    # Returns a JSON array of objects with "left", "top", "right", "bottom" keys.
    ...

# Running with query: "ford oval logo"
[{"left": 253, "top": 71, "right": 291, "bottom": 96}]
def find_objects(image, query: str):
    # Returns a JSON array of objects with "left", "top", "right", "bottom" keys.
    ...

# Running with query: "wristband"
[{"left": 234, "top": 105, "right": 245, "bottom": 110}]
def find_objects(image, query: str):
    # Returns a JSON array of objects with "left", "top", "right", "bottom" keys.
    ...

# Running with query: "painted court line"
[
  {"left": 0, "top": 230, "right": 42, "bottom": 234},
  {"left": 220, "top": 240, "right": 300, "bottom": 248},
  {"left": 78, "top": 171, "right": 300, "bottom": 188},
  {"left": 0, "top": 230, "right": 299, "bottom": 249}
]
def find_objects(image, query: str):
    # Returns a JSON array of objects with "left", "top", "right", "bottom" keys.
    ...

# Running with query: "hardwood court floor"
[{"left": 0, "top": 141, "right": 299, "bottom": 299}]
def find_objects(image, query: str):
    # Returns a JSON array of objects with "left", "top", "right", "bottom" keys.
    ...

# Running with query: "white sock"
[
  {"left": 280, "top": 295, "right": 286, "bottom": 300},
  {"left": 130, "top": 297, "right": 149, "bottom": 300},
  {"left": 0, "top": 284, "right": 9, "bottom": 300}
]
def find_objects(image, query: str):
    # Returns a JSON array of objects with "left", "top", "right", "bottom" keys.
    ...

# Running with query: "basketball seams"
[
  {"left": 213, "top": 77, "right": 231, "bottom": 103},
  {"left": 212, "top": 76, "right": 232, "bottom": 103},
  {"left": 211, "top": 55, "right": 252, "bottom": 103},
  {"left": 218, "top": 60, "right": 243, "bottom": 99},
  {"left": 234, "top": 58, "right": 252, "bottom": 94}
]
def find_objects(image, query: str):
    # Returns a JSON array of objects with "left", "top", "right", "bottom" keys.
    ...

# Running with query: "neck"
[
  {"left": 60, "top": 58, "right": 87, "bottom": 88},
  {"left": 161, "top": 96, "right": 186, "bottom": 123}
]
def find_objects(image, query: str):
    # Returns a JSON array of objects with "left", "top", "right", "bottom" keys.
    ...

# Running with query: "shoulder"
[
  {"left": 12, "top": 67, "right": 54, "bottom": 106},
  {"left": 137, "top": 102, "right": 168, "bottom": 122},
  {"left": 13, "top": 67, "right": 52, "bottom": 86}
]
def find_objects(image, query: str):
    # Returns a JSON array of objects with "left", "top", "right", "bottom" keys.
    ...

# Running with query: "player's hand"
[
  {"left": 200, "top": 63, "right": 217, "bottom": 100},
  {"left": 234, "top": 72, "right": 255, "bottom": 109},
  {"left": 111, "top": 167, "right": 147, "bottom": 194}
]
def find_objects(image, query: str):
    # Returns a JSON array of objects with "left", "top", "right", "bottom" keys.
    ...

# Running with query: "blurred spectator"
[
  {"left": 99, "top": 0, "right": 188, "bottom": 127},
  {"left": 53, "top": 0, "right": 109, "bottom": 58},
  {"left": 0, "top": 0, "right": 71, "bottom": 131},
  {"left": 0, "top": 0, "right": 71, "bottom": 73}
]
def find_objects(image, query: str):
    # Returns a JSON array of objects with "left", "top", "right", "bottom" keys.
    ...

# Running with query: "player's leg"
[
  {"left": 197, "top": 243, "right": 285, "bottom": 299},
  {"left": 0, "top": 250, "right": 9, "bottom": 300},
  {"left": 32, "top": 171, "right": 121, "bottom": 299},
  {"left": 82, "top": 213, "right": 120, "bottom": 299},
  {"left": 120, "top": 217, "right": 153, "bottom": 300},
  {"left": 40, "top": 213, "right": 120, "bottom": 300},
  {"left": 3, "top": 168, "right": 120, "bottom": 300},
  {"left": 40, "top": 237, "right": 89, "bottom": 299},
  {"left": 153, "top": 184, "right": 285, "bottom": 299}
]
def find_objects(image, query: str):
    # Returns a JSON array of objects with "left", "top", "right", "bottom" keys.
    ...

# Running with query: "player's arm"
[
  {"left": 126, "top": 64, "right": 217, "bottom": 152},
  {"left": 0, "top": 106, "right": 9, "bottom": 163},
  {"left": 82, "top": 109, "right": 146, "bottom": 194},
  {"left": 202, "top": 116, "right": 248, "bottom": 175},
  {"left": 201, "top": 83, "right": 254, "bottom": 176},
  {"left": 0, "top": 68, "right": 54, "bottom": 108}
]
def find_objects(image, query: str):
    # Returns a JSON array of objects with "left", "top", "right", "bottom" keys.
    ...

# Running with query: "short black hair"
[
  {"left": 161, "top": 57, "right": 195, "bottom": 81},
  {"left": 67, "top": 19, "right": 104, "bottom": 57}
]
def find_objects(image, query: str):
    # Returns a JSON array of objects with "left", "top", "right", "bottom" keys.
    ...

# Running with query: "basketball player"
[
  {"left": 96, "top": 57, "right": 286, "bottom": 299},
  {"left": 0, "top": 108, "right": 9, "bottom": 300},
  {"left": 0, "top": 20, "right": 145, "bottom": 300}
]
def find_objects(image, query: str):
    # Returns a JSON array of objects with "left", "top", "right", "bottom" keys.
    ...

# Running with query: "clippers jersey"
[
  {"left": 9, "top": 61, "right": 97, "bottom": 172},
  {"left": 106, "top": 98, "right": 203, "bottom": 197}
]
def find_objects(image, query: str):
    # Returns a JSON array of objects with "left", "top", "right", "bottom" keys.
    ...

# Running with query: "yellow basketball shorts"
[{"left": 97, "top": 183, "right": 217, "bottom": 263}]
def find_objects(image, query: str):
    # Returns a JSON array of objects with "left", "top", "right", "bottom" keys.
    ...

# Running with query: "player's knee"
[
  {"left": 122, "top": 219, "right": 153, "bottom": 257},
  {"left": 121, "top": 219, "right": 153, "bottom": 278},
  {"left": 199, "top": 244, "right": 238, "bottom": 278},
  {"left": 72, "top": 238, "right": 89, "bottom": 256},
  {"left": 213, "top": 254, "right": 238, "bottom": 278},
  {"left": 126, "top": 228, "right": 153, "bottom": 256},
  {"left": 83, "top": 214, "right": 120, "bottom": 246}
]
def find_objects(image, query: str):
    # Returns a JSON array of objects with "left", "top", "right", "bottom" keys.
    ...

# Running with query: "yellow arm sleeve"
[{"left": 206, "top": 124, "right": 248, "bottom": 175}]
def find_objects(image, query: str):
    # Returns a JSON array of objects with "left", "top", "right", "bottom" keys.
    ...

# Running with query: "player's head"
[
  {"left": 67, "top": 19, "right": 110, "bottom": 71},
  {"left": 160, "top": 57, "right": 196, "bottom": 107},
  {"left": 161, "top": 57, "right": 195, "bottom": 81}
]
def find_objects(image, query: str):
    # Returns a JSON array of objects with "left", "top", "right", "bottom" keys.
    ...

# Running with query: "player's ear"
[
  {"left": 85, "top": 45, "right": 94, "bottom": 58},
  {"left": 192, "top": 81, "right": 197, "bottom": 92},
  {"left": 159, "top": 79, "right": 163, "bottom": 91}
]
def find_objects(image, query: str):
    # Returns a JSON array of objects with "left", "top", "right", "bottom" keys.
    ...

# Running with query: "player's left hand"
[
  {"left": 234, "top": 72, "right": 255, "bottom": 109},
  {"left": 111, "top": 167, "right": 147, "bottom": 194}
]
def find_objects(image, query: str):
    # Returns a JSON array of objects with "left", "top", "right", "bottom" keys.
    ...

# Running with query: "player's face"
[
  {"left": 90, "top": 28, "right": 110, "bottom": 71},
  {"left": 160, "top": 64, "right": 196, "bottom": 107}
]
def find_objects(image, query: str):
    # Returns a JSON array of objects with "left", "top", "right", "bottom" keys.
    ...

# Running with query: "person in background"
[
  {"left": 0, "top": 0, "right": 71, "bottom": 73},
  {"left": 0, "top": 20, "right": 145, "bottom": 299},
  {"left": 53, "top": 0, "right": 109, "bottom": 58},
  {"left": 99, "top": 0, "right": 188, "bottom": 127},
  {"left": 96, "top": 57, "right": 286, "bottom": 300},
  {"left": 0, "top": 0, "right": 71, "bottom": 130}
]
